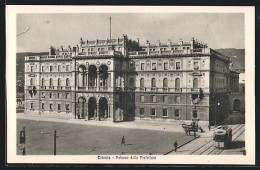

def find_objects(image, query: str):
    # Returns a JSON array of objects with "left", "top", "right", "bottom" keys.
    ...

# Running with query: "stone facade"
[{"left": 24, "top": 35, "right": 239, "bottom": 125}]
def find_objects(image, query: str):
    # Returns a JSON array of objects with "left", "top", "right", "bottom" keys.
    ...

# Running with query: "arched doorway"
[
  {"left": 78, "top": 97, "right": 86, "bottom": 119},
  {"left": 99, "top": 65, "right": 108, "bottom": 88},
  {"left": 88, "top": 65, "right": 97, "bottom": 87},
  {"left": 99, "top": 97, "right": 108, "bottom": 120},
  {"left": 233, "top": 99, "right": 241, "bottom": 112},
  {"left": 88, "top": 97, "right": 97, "bottom": 120},
  {"left": 193, "top": 78, "right": 198, "bottom": 89}
]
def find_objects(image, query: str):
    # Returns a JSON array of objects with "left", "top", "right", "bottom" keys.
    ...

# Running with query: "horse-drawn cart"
[{"left": 182, "top": 119, "right": 203, "bottom": 135}]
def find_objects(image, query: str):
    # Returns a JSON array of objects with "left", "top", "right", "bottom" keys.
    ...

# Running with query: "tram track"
[{"left": 189, "top": 124, "right": 245, "bottom": 155}]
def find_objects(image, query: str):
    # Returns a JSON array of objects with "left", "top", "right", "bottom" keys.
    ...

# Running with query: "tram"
[{"left": 213, "top": 125, "right": 232, "bottom": 149}]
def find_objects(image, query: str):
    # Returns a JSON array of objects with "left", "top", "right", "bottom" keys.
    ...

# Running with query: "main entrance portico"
[{"left": 77, "top": 95, "right": 111, "bottom": 121}]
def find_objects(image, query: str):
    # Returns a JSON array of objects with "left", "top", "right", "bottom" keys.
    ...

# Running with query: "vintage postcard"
[{"left": 6, "top": 5, "right": 255, "bottom": 165}]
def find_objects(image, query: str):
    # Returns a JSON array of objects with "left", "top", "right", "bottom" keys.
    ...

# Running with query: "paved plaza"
[{"left": 17, "top": 118, "right": 195, "bottom": 155}]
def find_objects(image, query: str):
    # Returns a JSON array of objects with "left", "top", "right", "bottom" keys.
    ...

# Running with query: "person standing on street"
[
  {"left": 121, "top": 136, "right": 125, "bottom": 145},
  {"left": 174, "top": 141, "right": 178, "bottom": 152},
  {"left": 208, "top": 124, "right": 211, "bottom": 131}
]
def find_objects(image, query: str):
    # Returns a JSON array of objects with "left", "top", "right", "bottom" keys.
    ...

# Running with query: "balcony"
[
  {"left": 40, "top": 86, "right": 47, "bottom": 89},
  {"left": 49, "top": 86, "right": 54, "bottom": 90},
  {"left": 99, "top": 86, "right": 108, "bottom": 91}
]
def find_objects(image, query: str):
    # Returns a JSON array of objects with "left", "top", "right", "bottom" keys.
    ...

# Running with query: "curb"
[{"left": 164, "top": 135, "right": 200, "bottom": 155}]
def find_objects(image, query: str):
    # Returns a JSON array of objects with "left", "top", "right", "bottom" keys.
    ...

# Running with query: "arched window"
[
  {"left": 41, "top": 78, "right": 45, "bottom": 87},
  {"left": 175, "top": 78, "right": 180, "bottom": 88},
  {"left": 140, "top": 78, "right": 144, "bottom": 88},
  {"left": 57, "top": 78, "right": 61, "bottom": 87},
  {"left": 151, "top": 78, "right": 156, "bottom": 87},
  {"left": 58, "top": 65, "right": 61, "bottom": 72},
  {"left": 193, "top": 78, "right": 198, "bottom": 89},
  {"left": 49, "top": 78, "right": 53, "bottom": 87},
  {"left": 66, "top": 78, "right": 70, "bottom": 86},
  {"left": 30, "top": 78, "right": 34, "bottom": 86},
  {"left": 163, "top": 78, "right": 168, "bottom": 88}
]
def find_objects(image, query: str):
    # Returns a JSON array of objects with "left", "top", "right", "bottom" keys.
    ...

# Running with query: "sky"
[{"left": 16, "top": 13, "right": 244, "bottom": 52}]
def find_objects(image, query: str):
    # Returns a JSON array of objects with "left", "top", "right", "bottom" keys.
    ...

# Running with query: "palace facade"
[{"left": 24, "top": 34, "right": 239, "bottom": 125}]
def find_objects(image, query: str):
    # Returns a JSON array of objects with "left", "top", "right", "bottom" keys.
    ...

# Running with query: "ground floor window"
[
  {"left": 151, "top": 108, "right": 156, "bottom": 116},
  {"left": 193, "top": 110, "right": 197, "bottom": 118},
  {"left": 50, "top": 104, "right": 53, "bottom": 110},
  {"left": 30, "top": 103, "right": 34, "bottom": 109},
  {"left": 175, "top": 109, "right": 180, "bottom": 117},
  {"left": 140, "top": 108, "right": 144, "bottom": 117},
  {"left": 162, "top": 109, "right": 168, "bottom": 117},
  {"left": 66, "top": 104, "right": 70, "bottom": 111},
  {"left": 42, "top": 103, "right": 45, "bottom": 109},
  {"left": 58, "top": 104, "right": 61, "bottom": 111}
]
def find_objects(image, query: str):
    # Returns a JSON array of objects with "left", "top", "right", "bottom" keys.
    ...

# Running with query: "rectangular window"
[
  {"left": 140, "top": 95, "right": 145, "bottom": 103},
  {"left": 42, "top": 92, "right": 45, "bottom": 98},
  {"left": 58, "top": 93, "right": 61, "bottom": 99},
  {"left": 31, "top": 66, "right": 34, "bottom": 72},
  {"left": 50, "top": 92, "right": 53, "bottom": 99},
  {"left": 152, "top": 63, "right": 156, "bottom": 70},
  {"left": 58, "top": 65, "right": 61, "bottom": 72},
  {"left": 193, "top": 110, "right": 197, "bottom": 118},
  {"left": 140, "top": 108, "right": 144, "bottom": 116},
  {"left": 176, "top": 62, "right": 180, "bottom": 70},
  {"left": 175, "top": 96, "right": 181, "bottom": 103},
  {"left": 163, "top": 95, "right": 168, "bottom": 103},
  {"left": 42, "top": 66, "right": 44, "bottom": 72},
  {"left": 66, "top": 65, "right": 69, "bottom": 71},
  {"left": 194, "top": 62, "right": 199, "bottom": 70},
  {"left": 66, "top": 93, "right": 70, "bottom": 99},
  {"left": 30, "top": 103, "right": 34, "bottom": 109},
  {"left": 152, "top": 95, "right": 156, "bottom": 103},
  {"left": 42, "top": 103, "right": 45, "bottom": 109},
  {"left": 175, "top": 109, "right": 180, "bottom": 117},
  {"left": 58, "top": 104, "right": 61, "bottom": 111},
  {"left": 164, "top": 63, "right": 168, "bottom": 70},
  {"left": 141, "top": 63, "right": 145, "bottom": 70},
  {"left": 66, "top": 104, "right": 70, "bottom": 111},
  {"left": 163, "top": 109, "right": 168, "bottom": 117},
  {"left": 50, "top": 104, "right": 53, "bottom": 110},
  {"left": 151, "top": 108, "right": 156, "bottom": 116},
  {"left": 50, "top": 66, "right": 53, "bottom": 72}
]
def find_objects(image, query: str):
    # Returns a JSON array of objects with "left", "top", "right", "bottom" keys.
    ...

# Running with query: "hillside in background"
[
  {"left": 16, "top": 49, "right": 245, "bottom": 94},
  {"left": 215, "top": 48, "right": 245, "bottom": 72}
]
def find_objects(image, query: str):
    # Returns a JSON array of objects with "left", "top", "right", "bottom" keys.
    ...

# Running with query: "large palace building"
[{"left": 24, "top": 34, "right": 239, "bottom": 125}]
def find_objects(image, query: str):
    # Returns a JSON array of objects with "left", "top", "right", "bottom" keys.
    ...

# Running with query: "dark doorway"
[
  {"left": 99, "top": 97, "right": 108, "bottom": 120},
  {"left": 233, "top": 99, "right": 241, "bottom": 112},
  {"left": 88, "top": 97, "right": 97, "bottom": 120}
]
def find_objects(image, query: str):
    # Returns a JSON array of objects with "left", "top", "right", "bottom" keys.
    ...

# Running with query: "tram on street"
[{"left": 213, "top": 125, "right": 232, "bottom": 149}]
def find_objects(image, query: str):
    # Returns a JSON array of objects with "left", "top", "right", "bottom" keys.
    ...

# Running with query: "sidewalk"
[{"left": 17, "top": 113, "right": 186, "bottom": 133}]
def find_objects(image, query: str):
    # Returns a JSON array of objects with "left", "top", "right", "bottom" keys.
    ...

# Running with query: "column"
[
  {"left": 108, "top": 104, "right": 110, "bottom": 118},
  {"left": 97, "top": 68, "right": 100, "bottom": 90},
  {"left": 96, "top": 103, "right": 99, "bottom": 121},
  {"left": 86, "top": 72, "right": 88, "bottom": 90},
  {"left": 85, "top": 103, "right": 88, "bottom": 120}
]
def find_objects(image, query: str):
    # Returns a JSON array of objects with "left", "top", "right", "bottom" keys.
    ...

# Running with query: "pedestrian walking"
[
  {"left": 185, "top": 128, "right": 188, "bottom": 135},
  {"left": 174, "top": 141, "right": 178, "bottom": 152},
  {"left": 208, "top": 124, "right": 211, "bottom": 131},
  {"left": 22, "top": 147, "right": 26, "bottom": 155},
  {"left": 121, "top": 136, "right": 125, "bottom": 145}
]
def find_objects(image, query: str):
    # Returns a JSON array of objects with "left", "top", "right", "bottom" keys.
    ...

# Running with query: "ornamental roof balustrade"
[
  {"left": 76, "top": 50, "right": 122, "bottom": 57},
  {"left": 129, "top": 48, "right": 211, "bottom": 56},
  {"left": 39, "top": 55, "right": 72, "bottom": 60}
]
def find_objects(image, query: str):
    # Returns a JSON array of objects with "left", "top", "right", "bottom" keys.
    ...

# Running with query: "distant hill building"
[{"left": 24, "top": 35, "right": 240, "bottom": 125}]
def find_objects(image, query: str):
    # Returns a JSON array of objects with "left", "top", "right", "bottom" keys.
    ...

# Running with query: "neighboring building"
[{"left": 24, "top": 35, "right": 239, "bottom": 125}]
